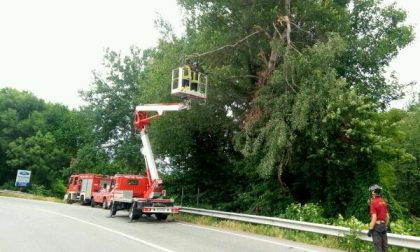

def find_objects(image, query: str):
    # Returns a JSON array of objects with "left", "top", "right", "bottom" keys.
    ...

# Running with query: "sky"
[
  {"left": 0, "top": 0, "right": 419, "bottom": 109},
  {"left": 0, "top": 0, "right": 183, "bottom": 109},
  {"left": 384, "top": 0, "right": 420, "bottom": 108}
]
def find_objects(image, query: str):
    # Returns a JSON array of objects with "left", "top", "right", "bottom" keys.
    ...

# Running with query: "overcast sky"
[
  {"left": 0, "top": 0, "right": 419, "bottom": 109},
  {"left": 0, "top": 0, "right": 183, "bottom": 108}
]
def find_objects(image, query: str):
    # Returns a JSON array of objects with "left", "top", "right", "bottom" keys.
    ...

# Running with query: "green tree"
[
  {"left": 168, "top": 0, "right": 413, "bottom": 218},
  {"left": 384, "top": 105, "right": 420, "bottom": 216},
  {"left": 0, "top": 88, "right": 87, "bottom": 194},
  {"left": 338, "top": 0, "right": 413, "bottom": 107},
  {"left": 6, "top": 132, "right": 67, "bottom": 188},
  {"left": 79, "top": 47, "right": 145, "bottom": 173},
  {"left": 0, "top": 88, "right": 46, "bottom": 184}
]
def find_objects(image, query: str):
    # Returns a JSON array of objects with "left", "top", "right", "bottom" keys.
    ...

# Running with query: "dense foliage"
[
  {"left": 0, "top": 0, "right": 418, "bottom": 227},
  {"left": 0, "top": 88, "right": 87, "bottom": 196}
]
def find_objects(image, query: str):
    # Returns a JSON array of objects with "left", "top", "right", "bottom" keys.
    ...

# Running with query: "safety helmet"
[{"left": 368, "top": 184, "right": 382, "bottom": 194}]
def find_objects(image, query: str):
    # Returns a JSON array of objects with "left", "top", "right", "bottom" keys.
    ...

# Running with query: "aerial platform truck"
[{"left": 108, "top": 66, "right": 207, "bottom": 221}]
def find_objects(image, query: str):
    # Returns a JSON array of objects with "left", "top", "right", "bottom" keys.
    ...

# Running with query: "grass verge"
[
  {"left": 176, "top": 213, "right": 416, "bottom": 252},
  {"left": 0, "top": 190, "right": 62, "bottom": 203}
]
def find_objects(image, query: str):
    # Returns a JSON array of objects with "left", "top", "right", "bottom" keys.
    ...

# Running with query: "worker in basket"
[
  {"left": 191, "top": 62, "right": 200, "bottom": 92},
  {"left": 182, "top": 58, "right": 192, "bottom": 91}
]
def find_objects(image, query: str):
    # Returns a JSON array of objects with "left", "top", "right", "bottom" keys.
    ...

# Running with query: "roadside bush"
[
  {"left": 0, "top": 181, "right": 16, "bottom": 190},
  {"left": 0, "top": 181, "right": 31, "bottom": 192},
  {"left": 30, "top": 184, "right": 50, "bottom": 196},
  {"left": 281, "top": 203, "right": 327, "bottom": 223},
  {"left": 333, "top": 215, "right": 370, "bottom": 251},
  {"left": 391, "top": 218, "right": 420, "bottom": 236},
  {"left": 50, "top": 179, "right": 66, "bottom": 198}
]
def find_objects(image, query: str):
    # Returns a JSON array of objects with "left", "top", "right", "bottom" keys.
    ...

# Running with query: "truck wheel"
[
  {"left": 66, "top": 194, "right": 72, "bottom": 204},
  {"left": 102, "top": 199, "right": 108, "bottom": 209},
  {"left": 110, "top": 202, "right": 117, "bottom": 217},
  {"left": 128, "top": 203, "right": 140, "bottom": 221},
  {"left": 156, "top": 213, "right": 168, "bottom": 221},
  {"left": 90, "top": 198, "right": 96, "bottom": 207}
]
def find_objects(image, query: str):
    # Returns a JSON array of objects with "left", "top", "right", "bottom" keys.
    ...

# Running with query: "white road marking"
[
  {"left": 35, "top": 208, "right": 175, "bottom": 252},
  {"left": 178, "top": 222, "right": 320, "bottom": 252}
]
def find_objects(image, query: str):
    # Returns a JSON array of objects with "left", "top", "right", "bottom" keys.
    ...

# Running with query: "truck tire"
[
  {"left": 80, "top": 195, "right": 85, "bottom": 205},
  {"left": 156, "top": 213, "right": 168, "bottom": 221},
  {"left": 128, "top": 203, "right": 140, "bottom": 221},
  {"left": 66, "top": 194, "right": 72, "bottom": 204},
  {"left": 90, "top": 197, "right": 96, "bottom": 207},
  {"left": 102, "top": 199, "right": 108, "bottom": 209},
  {"left": 110, "top": 202, "right": 117, "bottom": 217}
]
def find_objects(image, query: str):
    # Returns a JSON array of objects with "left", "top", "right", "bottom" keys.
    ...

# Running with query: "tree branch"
[{"left": 185, "top": 30, "right": 262, "bottom": 59}]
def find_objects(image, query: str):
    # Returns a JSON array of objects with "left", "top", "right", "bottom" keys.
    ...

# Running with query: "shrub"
[
  {"left": 281, "top": 203, "right": 327, "bottom": 223},
  {"left": 0, "top": 181, "right": 16, "bottom": 190},
  {"left": 30, "top": 184, "right": 50, "bottom": 196},
  {"left": 50, "top": 179, "right": 67, "bottom": 198}
]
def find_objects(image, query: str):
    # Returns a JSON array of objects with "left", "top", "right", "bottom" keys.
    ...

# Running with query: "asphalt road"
[{"left": 0, "top": 196, "right": 342, "bottom": 252}]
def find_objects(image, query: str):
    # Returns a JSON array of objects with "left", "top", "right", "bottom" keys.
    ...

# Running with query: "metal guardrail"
[{"left": 180, "top": 207, "right": 420, "bottom": 250}]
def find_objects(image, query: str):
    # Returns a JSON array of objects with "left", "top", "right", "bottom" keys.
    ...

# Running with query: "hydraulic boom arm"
[{"left": 134, "top": 103, "right": 189, "bottom": 198}]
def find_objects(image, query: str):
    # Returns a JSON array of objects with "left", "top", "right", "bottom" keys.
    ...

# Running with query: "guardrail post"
[
  {"left": 181, "top": 187, "right": 184, "bottom": 207},
  {"left": 196, "top": 187, "right": 200, "bottom": 207}
]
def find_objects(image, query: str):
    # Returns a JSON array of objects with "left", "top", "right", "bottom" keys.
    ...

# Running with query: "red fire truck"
[
  {"left": 91, "top": 175, "right": 146, "bottom": 209},
  {"left": 64, "top": 173, "right": 111, "bottom": 205},
  {"left": 90, "top": 179, "right": 112, "bottom": 209},
  {"left": 92, "top": 173, "right": 176, "bottom": 220}
]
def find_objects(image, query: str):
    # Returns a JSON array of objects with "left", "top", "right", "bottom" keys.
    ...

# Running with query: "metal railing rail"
[{"left": 180, "top": 207, "right": 420, "bottom": 250}]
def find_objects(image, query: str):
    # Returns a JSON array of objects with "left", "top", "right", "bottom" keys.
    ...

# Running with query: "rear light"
[{"left": 142, "top": 207, "right": 179, "bottom": 213}]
